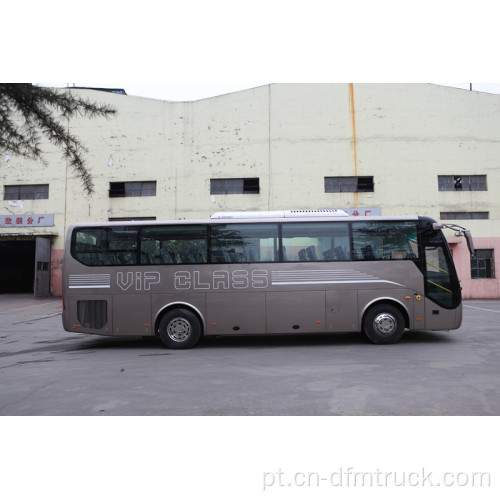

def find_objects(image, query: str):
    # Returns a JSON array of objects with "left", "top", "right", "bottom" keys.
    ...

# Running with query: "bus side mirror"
[
  {"left": 434, "top": 222, "right": 475, "bottom": 256},
  {"left": 464, "top": 230, "right": 475, "bottom": 255}
]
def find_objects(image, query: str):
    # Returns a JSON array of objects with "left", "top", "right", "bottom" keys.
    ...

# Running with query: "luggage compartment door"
[{"left": 266, "top": 291, "right": 326, "bottom": 334}]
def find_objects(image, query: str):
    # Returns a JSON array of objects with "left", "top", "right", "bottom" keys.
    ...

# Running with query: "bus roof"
[{"left": 67, "top": 214, "right": 426, "bottom": 230}]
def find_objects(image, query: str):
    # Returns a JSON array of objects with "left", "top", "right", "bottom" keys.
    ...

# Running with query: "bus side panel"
[
  {"left": 266, "top": 291, "right": 326, "bottom": 334},
  {"left": 206, "top": 292, "right": 266, "bottom": 335},
  {"left": 455, "top": 302, "right": 463, "bottom": 329},
  {"left": 113, "top": 294, "right": 152, "bottom": 336},
  {"left": 326, "top": 290, "right": 359, "bottom": 332},
  {"left": 424, "top": 299, "right": 462, "bottom": 331}
]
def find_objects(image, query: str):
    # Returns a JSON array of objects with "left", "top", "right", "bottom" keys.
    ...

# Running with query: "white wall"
[{"left": 2, "top": 83, "right": 499, "bottom": 296}]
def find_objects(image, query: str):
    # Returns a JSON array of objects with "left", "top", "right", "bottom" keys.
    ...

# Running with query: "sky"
[
  {"left": 38, "top": 83, "right": 269, "bottom": 102},
  {"left": 39, "top": 82, "right": 500, "bottom": 102},
  {"left": 14, "top": 0, "right": 500, "bottom": 103}
]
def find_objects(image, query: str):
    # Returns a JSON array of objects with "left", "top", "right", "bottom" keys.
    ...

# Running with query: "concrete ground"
[{"left": 0, "top": 294, "right": 499, "bottom": 415}]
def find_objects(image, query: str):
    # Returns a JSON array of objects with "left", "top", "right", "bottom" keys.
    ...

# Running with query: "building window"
[
  {"left": 440, "top": 212, "right": 489, "bottom": 220},
  {"left": 471, "top": 250, "right": 495, "bottom": 279},
  {"left": 4, "top": 184, "right": 49, "bottom": 200},
  {"left": 210, "top": 178, "right": 260, "bottom": 195},
  {"left": 109, "top": 181, "right": 156, "bottom": 198},
  {"left": 438, "top": 175, "right": 487, "bottom": 191},
  {"left": 325, "top": 176, "right": 374, "bottom": 193}
]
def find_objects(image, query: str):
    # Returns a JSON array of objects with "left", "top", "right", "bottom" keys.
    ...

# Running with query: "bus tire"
[
  {"left": 363, "top": 304, "right": 405, "bottom": 344},
  {"left": 158, "top": 308, "right": 201, "bottom": 349}
]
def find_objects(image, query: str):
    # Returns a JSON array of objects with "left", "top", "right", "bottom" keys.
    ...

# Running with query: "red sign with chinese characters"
[{"left": 341, "top": 208, "right": 382, "bottom": 217}]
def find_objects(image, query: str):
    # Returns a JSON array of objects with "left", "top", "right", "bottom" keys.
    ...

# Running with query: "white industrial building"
[{"left": 1, "top": 83, "right": 499, "bottom": 298}]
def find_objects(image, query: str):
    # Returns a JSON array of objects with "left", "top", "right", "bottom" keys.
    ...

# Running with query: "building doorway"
[
  {"left": 0, "top": 236, "right": 51, "bottom": 295},
  {"left": 0, "top": 239, "right": 36, "bottom": 293}
]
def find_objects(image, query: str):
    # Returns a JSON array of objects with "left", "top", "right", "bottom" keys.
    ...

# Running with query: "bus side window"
[
  {"left": 352, "top": 221, "right": 419, "bottom": 261},
  {"left": 107, "top": 227, "right": 139, "bottom": 265},
  {"left": 210, "top": 223, "right": 279, "bottom": 263},
  {"left": 72, "top": 229, "right": 107, "bottom": 265},
  {"left": 282, "top": 222, "right": 350, "bottom": 262},
  {"left": 140, "top": 225, "right": 208, "bottom": 265},
  {"left": 73, "top": 227, "right": 138, "bottom": 267}
]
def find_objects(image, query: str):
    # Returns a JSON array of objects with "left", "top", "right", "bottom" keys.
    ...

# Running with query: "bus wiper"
[{"left": 433, "top": 222, "right": 475, "bottom": 255}]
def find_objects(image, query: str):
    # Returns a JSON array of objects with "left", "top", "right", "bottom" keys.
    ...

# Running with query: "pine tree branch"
[{"left": 0, "top": 83, "right": 117, "bottom": 195}]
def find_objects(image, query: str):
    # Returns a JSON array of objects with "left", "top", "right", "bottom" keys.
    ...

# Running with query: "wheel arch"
[
  {"left": 360, "top": 298, "right": 410, "bottom": 330},
  {"left": 154, "top": 302, "right": 206, "bottom": 337}
]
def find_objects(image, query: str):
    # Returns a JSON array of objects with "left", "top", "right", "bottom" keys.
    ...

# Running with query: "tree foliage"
[{"left": 0, "top": 83, "right": 117, "bottom": 196}]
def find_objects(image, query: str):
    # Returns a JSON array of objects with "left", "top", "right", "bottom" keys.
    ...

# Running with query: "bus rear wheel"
[
  {"left": 158, "top": 308, "right": 201, "bottom": 349},
  {"left": 363, "top": 304, "right": 405, "bottom": 344}
]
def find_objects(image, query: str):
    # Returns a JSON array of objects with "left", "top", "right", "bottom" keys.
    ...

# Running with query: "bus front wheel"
[
  {"left": 158, "top": 308, "right": 202, "bottom": 349},
  {"left": 363, "top": 304, "right": 405, "bottom": 344}
]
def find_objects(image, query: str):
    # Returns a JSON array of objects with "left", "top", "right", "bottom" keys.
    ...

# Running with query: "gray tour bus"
[{"left": 62, "top": 210, "right": 474, "bottom": 348}]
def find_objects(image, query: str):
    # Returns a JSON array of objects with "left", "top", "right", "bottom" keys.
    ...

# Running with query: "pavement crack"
[{"left": 12, "top": 312, "right": 62, "bottom": 325}]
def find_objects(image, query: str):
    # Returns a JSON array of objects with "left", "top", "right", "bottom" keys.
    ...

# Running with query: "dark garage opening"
[{"left": 0, "top": 240, "right": 36, "bottom": 293}]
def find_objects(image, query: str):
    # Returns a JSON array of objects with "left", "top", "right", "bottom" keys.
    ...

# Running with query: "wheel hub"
[
  {"left": 373, "top": 313, "right": 397, "bottom": 336},
  {"left": 167, "top": 317, "right": 191, "bottom": 342}
]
